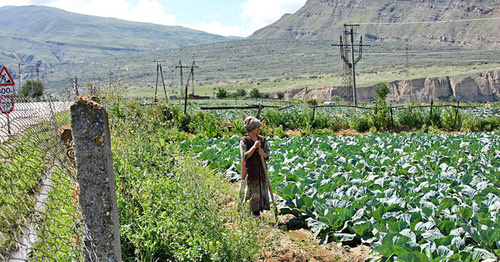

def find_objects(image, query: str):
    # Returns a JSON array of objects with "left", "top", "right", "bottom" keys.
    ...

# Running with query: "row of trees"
[{"left": 215, "top": 87, "right": 285, "bottom": 100}]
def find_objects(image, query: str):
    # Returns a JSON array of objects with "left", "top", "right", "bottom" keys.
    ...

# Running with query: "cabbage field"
[{"left": 180, "top": 132, "right": 500, "bottom": 261}]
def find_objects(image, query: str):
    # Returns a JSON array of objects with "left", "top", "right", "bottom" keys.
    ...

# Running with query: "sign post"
[{"left": 1, "top": 96, "right": 14, "bottom": 135}]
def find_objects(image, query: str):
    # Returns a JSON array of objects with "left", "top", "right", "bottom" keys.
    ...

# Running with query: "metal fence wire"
[{"left": 0, "top": 94, "right": 91, "bottom": 261}]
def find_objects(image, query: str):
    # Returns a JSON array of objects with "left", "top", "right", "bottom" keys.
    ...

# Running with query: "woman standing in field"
[{"left": 240, "top": 116, "right": 270, "bottom": 217}]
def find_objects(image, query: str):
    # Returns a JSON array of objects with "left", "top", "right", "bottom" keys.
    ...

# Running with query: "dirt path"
[{"left": 255, "top": 213, "right": 372, "bottom": 262}]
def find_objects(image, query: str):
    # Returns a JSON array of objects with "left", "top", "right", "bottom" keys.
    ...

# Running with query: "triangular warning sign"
[{"left": 0, "top": 67, "right": 15, "bottom": 86}]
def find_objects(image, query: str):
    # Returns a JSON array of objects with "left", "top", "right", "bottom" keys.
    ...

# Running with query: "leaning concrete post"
[{"left": 71, "top": 97, "right": 122, "bottom": 262}]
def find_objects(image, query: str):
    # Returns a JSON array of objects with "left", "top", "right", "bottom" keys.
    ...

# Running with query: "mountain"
[
  {"left": 0, "top": 4, "right": 497, "bottom": 103},
  {"left": 0, "top": 5, "right": 231, "bottom": 67},
  {"left": 249, "top": 0, "right": 499, "bottom": 47}
]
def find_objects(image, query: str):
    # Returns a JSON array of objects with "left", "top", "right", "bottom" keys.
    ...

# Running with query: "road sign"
[
  {"left": 0, "top": 96, "right": 14, "bottom": 114},
  {"left": 0, "top": 67, "right": 15, "bottom": 85},
  {"left": 0, "top": 67, "right": 15, "bottom": 95}
]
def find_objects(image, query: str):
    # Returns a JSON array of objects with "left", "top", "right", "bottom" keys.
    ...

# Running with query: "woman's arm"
[{"left": 241, "top": 139, "right": 260, "bottom": 161}]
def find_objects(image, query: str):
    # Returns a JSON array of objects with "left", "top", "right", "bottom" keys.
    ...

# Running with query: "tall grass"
[{"left": 110, "top": 101, "right": 264, "bottom": 261}]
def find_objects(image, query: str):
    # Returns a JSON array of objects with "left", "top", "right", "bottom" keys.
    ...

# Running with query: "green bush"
[
  {"left": 424, "top": 107, "right": 442, "bottom": 128},
  {"left": 234, "top": 89, "right": 246, "bottom": 97},
  {"left": 352, "top": 115, "right": 370, "bottom": 132},
  {"left": 442, "top": 107, "right": 462, "bottom": 130},
  {"left": 462, "top": 114, "right": 500, "bottom": 132},
  {"left": 20, "top": 80, "right": 43, "bottom": 98},
  {"left": 370, "top": 104, "right": 391, "bottom": 131},
  {"left": 330, "top": 115, "right": 350, "bottom": 132},
  {"left": 189, "top": 111, "right": 223, "bottom": 138},
  {"left": 370, "top": 83, "right": 392, "bottom": 131},
  {"left": 397, "top": 106, "right": 425, "bottom": 130},
  {"left": 249, "top": 88, "right": 260, "bottom": 98},
  {"left": 263, "top": 108, "right": 309, "bottom": 130},
  {"left": 311, "top": 112, "right": 331, "bottom": 129},
  {"left": 216, "top": 88, "right": 227, "bottom": 98}
]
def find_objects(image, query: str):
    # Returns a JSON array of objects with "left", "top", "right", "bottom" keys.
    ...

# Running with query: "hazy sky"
[{"left": 0, "top": 0, "right": 307, "bottom": 37}]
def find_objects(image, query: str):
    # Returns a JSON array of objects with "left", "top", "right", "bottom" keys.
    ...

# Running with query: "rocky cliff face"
[
  {"left": 278, "top": 70, "right": 500, "bottom": 103},
  {"left": 249, "top": 0, "right": 499, "bottom": 47}
]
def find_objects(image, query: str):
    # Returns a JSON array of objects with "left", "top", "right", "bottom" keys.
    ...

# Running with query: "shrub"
[
  {"left": 424, "top": 107, "right": 442, "bottom": 128},
  {"left": 462, "top": 114, "right": 500, "bottom": 132},
  {"left": 397, "top": 106, "right": 424, "bottom": 130},
  {"left": 20, "top": 80, "right": 44, "bottom": 98},
  {"left": 369, "top": 83, "right": 392, "bottom": 131},
  {"left": 216, "top": 88, "right": 227, "bottom": 98},
  {"left": 263, "top": 108, "right": 309, "bottom": 130},
  {"left": 249, "top": 88, "right": 260, "bottom": 98},
  {"left": 312, "top": 113, "right": 331, "bottom": 129},
  {"left": 234, "top": 89, "right": 246, "bottom": 97},
  {"left": 442, "top": 107, "right": 462, "bottom": 130},
  {"left": 352, "top": 115, "right": 370, "bottom": 132},
  {"left": 188, "top": 111, "right": 223, "bottom": 138}
]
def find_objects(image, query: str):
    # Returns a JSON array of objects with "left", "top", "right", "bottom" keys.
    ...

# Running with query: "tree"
[
  {"left": 20, "top": 80, "right": 43, "bottom": 98},
  {"left": 215, "top": 88, "right": 227, "bottom": 99},
  {"left": 375, "top": 82, "right": 390, "bottom": 101},
  {"left": 370, "top": 82, "right": 392, "bottom": 131},
  {"left": 249, "top": 88, "right": 260, "bottom": 98},
  {"left": 277, "top": 92, "right": 285, "bottom": 100},
  {"left": 234, "top": 89, "right": 246, "bottom": 97}
]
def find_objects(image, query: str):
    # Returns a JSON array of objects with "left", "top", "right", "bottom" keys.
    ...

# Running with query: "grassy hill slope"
[{"left": 0, "top": 5, "right": 231, "bottom": 71}]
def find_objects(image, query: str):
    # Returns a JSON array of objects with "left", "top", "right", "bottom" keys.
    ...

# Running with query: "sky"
[{"left": 0, "top": 0, "right": 307, "bottom": 37}]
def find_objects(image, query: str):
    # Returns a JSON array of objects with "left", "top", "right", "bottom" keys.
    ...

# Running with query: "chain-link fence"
[{"left": 0, "top": 93, "right": 88, "bottom": 261}]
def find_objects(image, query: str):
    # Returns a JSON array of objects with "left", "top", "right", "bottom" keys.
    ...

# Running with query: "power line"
[
  {"left": 357, "top": 16, "right": 500, "bottom": 25},
  {"left": 365, "top": 50, "right": 500, "bottom": 55}
]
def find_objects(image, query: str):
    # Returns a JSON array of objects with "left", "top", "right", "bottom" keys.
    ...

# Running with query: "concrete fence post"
[{"left": 70, "top": 97, "right": 122, "bottom": 262}]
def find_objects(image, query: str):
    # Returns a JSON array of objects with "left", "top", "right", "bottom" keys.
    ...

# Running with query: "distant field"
[{"left": 42, "top": 39, "right": 500, "bottom": 98}]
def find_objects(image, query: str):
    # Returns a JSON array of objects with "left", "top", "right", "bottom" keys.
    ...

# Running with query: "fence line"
[{"left": 0, "top": 94, "right": 90, "bottom": 261}]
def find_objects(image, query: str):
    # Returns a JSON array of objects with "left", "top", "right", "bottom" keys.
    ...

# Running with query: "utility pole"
[
  {"left": 108, "top": 70, "right": 114, "bottom": 88},
  {"left": 154, "top": 60, "right": 167, "bottom": 102},
  {"left": 175, "top": 60, "right": 188, "bottom": 98},
  {"left": 184, "top": 60, "right": 198, "bottom": 96},
  {"left": 18, "top": 62, "right": 21, "bottom": 96},
  {"left": 175, "top": 60, "right": 199, "bottom": 114},
  {"left": 30, "top": 68, "right": 34, "bottom": 98},
  {"left": 333, "top": 24, "right": 370, "bottom": 105},
  {"left": 406, "top": 45, "right": 412, "bottom": 103},
  {"left": 36, "top": 64, "right": 39, "bottom": 82}
]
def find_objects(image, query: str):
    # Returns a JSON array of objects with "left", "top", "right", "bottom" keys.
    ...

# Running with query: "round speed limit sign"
[{"left": 0, "top": 96, "right": 14, "bottom": 114}]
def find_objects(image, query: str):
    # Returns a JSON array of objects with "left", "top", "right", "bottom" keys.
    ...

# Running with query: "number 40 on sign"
[{"left": 1, "top": 96, "right": 14, "bottom": 114}]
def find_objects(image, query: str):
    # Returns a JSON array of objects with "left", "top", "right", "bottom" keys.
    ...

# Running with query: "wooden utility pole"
[
  {"left": 108, "top": 70, "right": 114, "bottom": 88},
  {"left": 154, "top": 60, "right": 167, "bottom": 102},
  {"left": 175, "top": 60, "right": 199, "bottom": 114},
  {"left": 333, "top": 24, "right": 370, "bottom": 105},
  {"left": 175, "top": 60, "right": 188, "bottom": 98},
  {"left": 18, "top": 62, "right": 21, "bottom": 96}
]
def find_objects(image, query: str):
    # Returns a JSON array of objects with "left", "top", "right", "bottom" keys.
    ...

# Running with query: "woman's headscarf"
[{"left": 244, "top": 116, "right": 261, "bottom": 132}]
